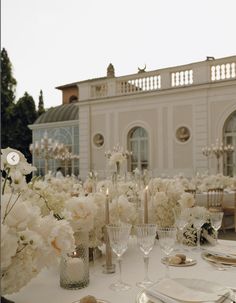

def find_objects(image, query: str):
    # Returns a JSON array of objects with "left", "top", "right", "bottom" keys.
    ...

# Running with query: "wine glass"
[
  {"left": 173, "top": 208, "right": 190, "bottom": 252},
  {"left": 190, "top": 207, "right": 206, "bottom": 251},
  {"left": 209, "top": 211, "right": 224, "bottom": 243},
  {"left": 136, "top": 224, "right": 157, "bottom": 288},
  {"left": 106, "top": 223, "right": 132, "bottom": 291},
  {"left": 157, "top": 227, "right": 177, "bottom": 278}
]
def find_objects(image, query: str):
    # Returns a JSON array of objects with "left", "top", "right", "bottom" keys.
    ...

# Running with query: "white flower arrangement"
[
  {"left": 1, "top": 148, "right": 75, "bottom": 295},
  {"left": 197, "top": 173, "right": 232, "bottom": 192},
  {"left": 148, "top": 178, "right": 185, "bottom": 227},
  {"left": 178, "top": 192, "right": 195, "bottom": 209},
  {"left": 63, "top": 195, "right": 97, "bottom": 232},
  {"left": 105, "top": 145, "right": 132, "bottom": 174}
]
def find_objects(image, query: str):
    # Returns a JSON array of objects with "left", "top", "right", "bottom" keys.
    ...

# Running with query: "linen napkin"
[
  {"left": 145, "top": 278, "right": 230, "bottom": 303},
  {"left": 204, "top": 244, "right": 236, "bottom": 258}
]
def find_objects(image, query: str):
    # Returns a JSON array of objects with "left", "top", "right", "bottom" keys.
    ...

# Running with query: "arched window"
[
  {"left": 69, "top": 95, "right": 78, "bottom": 103},
  {"left": 223, "top": 111, "right": 236, "bottom": 176},
  {"left": 128, "top": 127, "right": 148, "bottom": 171}
]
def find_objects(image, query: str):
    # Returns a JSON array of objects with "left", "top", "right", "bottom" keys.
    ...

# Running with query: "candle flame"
[
  {"left": 145, "top": 185, "right": 148, "bottom": 191},
  {"left": 106, "top": 188, "right": 109, "bottom": 196}
]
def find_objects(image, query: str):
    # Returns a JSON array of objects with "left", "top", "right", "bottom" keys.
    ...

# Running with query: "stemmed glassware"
[
  {"left": 190, "top": 207, "right": 206, "bottom": 251},
  {"left": 209, "top": 211, "right": 224, "bottom": 243},
  {"left": 157, "top": 227, "right": 177, "bottom": 278},
  {"left": 173, "top": 208, "right": 190, "bottom": 251},
  {"left": 136, "top": 224, "right": 157, "bottom": 288},
  {"left": 106, "top": 223, "right": 132, "bottom": 291}
]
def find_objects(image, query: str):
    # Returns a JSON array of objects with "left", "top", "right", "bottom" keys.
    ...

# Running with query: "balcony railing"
[{"left": 78, "top": 56, "right": 236, "bottom": 101}]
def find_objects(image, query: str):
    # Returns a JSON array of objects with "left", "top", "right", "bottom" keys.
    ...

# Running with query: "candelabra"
[
  {"left": 54, "top": 146, "right": 80, "bottom": 175},
  {"left": 30, "top": 132, "right": 79, "bottom": 175},
  {"left": 202, "top": 138, "right": 234, "bottom": 174}
]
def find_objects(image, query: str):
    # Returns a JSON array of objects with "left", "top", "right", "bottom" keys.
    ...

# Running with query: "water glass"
[{"left": 136, "top": 224, "right": 157, "bottom": 288}]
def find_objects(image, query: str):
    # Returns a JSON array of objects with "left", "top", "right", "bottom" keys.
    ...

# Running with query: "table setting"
[{"left": 1, "top": 147, "right": 236, "bottom": 303}]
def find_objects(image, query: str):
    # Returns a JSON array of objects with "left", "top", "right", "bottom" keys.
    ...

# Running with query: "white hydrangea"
[
  {"left": 64, "top": 196, "right": 97, "bottom": 231},
  {"left": 178, "top": 192, "right": 195, "bottom": 208},
  {"left": 1, "top": 194, "right": 41, "bottom": 231},
  {"left": 110, "top": 195, "right": 137, "bottom": 225}
]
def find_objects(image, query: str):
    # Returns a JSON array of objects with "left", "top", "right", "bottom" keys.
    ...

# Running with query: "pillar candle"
[{"left": 66, "top": 257, "right": 85, "bottom": 281}]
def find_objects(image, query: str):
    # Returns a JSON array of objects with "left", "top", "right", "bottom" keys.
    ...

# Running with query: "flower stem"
[
  {"left": 2, "top": 194, "right": 21, "bottom": 224},
  {"left": 2, "top": 168, "right": 10, "bottom": 195}
]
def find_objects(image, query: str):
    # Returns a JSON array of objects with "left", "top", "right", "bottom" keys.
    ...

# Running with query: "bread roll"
[
  {"left": 175, "top": 254, "right": 186, "bottom": 262},
  {"left": 168, "top": 256, "right": 182, "bottom": 264}
]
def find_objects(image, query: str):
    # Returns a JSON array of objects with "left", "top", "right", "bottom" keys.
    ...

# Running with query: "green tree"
[
  {"left": 1, "top": 48, "right": 17, "bottom": 148},
  {"left": 14, "top": 92, "right": 38, "bottom": 163},
  {"left": 38, "top": 89, "right": 45, "bottom": 116}
]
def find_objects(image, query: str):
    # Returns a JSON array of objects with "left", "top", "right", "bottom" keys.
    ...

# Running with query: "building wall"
[
  {"left": 78, "top": 80, "right": 236, "bottom": 179},
  {"left": 32, "top": 56, "right": 236, "bottom": 179}
]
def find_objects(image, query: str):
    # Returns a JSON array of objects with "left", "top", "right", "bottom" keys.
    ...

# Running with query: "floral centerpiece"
[
  {"left": 105, "top": 144, "right": 132, "bottom": 175},
  {"left": 147, "top": 177, "right": 216, "bottom": 246},
  {"left": 197, "top": 173, "right": 232, "bottom": 192},
  {"left": 148, "top": 178, "right": 185, "bottom": 227},
  {"left": 1, "top": 148, "right": 75, "bottom": 296}
]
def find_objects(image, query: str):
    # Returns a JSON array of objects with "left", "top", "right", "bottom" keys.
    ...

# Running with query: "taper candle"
[
  {"left": 144, "top": 185, "right": 148, "bottom": 223},
  {"left": 105, "top": 188, "right": 110, "bottom": 224},
  {"left": 103, "top": 188, "right": 115, "bottom": 273}
]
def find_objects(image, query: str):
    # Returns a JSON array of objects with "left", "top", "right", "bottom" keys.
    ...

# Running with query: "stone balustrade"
[{"left": 78, "top": 56, "right": 236, "bottom": 101}]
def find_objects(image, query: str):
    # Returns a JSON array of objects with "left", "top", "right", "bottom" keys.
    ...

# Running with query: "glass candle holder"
[{"left": 60, "top": 230, "right": 89, "bottom": 289}]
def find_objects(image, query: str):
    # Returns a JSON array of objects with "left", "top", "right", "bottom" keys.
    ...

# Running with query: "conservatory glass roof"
[{"left": 34, "top": 103, "right": 79, "bottom": 124}]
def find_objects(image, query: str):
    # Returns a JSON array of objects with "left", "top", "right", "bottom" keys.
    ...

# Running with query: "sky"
[{"left": 2, "top": 0, "right": 236, "bottom": 109}]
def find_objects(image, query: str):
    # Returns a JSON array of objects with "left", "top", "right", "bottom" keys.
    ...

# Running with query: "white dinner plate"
[{"left": 161, "top": 256, "right": 197, "bottom": 267}]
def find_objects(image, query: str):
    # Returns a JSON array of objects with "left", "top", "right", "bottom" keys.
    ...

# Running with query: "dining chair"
[
  {"left": 184, "top": 189, "right": 196, "bottom": 198},
  {"left": 207, "top": 188, "right": 224, "bottom": 211},
  {"left": 222, "top": 189, "right": 236, "bottom": 232},
  {"left": 207, "top": 188, "right": 225, "bottom": 232}
]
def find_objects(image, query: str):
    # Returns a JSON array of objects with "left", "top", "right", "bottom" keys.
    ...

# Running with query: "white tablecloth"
[{"left": 6, "top": 239, "right": 236, "bottom": 303}]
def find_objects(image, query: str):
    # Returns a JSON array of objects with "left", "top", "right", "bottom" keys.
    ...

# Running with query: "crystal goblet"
[
  {"left": 136, "top": 224, "right": 157, "bottom": 288},
  {"left": 157, "top": 227, "right": 177, "bottom": 278},
  {"left": 173, "top": 208, "right": 190, "bottom": 251},
  {"left": 209, "top": 211, "right": 224, "bottom": 243},
  {"left": 106, "top": 223, "right": 132, "bottom": 291},
  {"left": 190, "top": 207, "right": 207, "bottom": 251}
]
